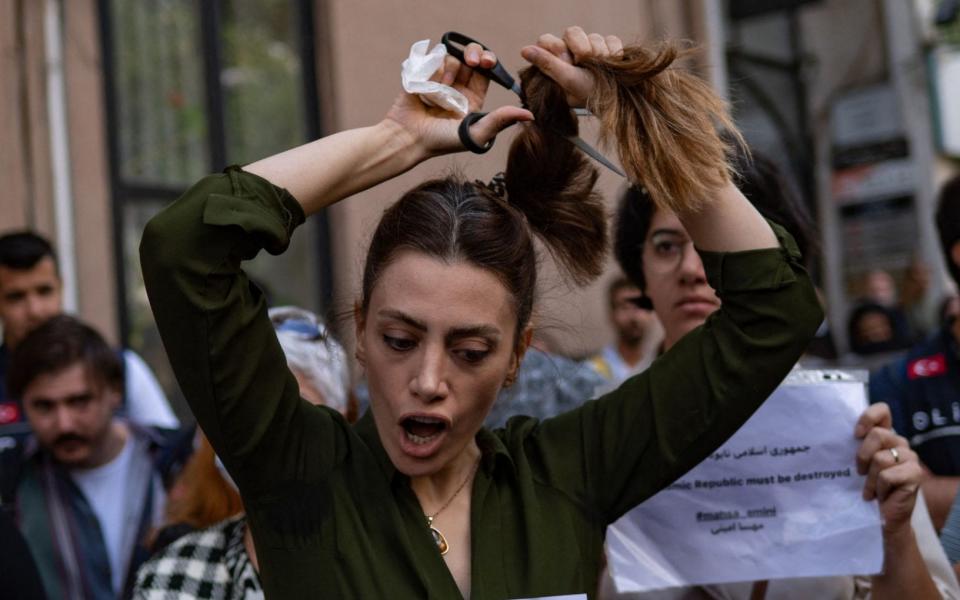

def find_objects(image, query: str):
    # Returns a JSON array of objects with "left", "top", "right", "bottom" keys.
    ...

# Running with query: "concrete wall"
[
  {"left": 1, "top": 0, "right": 55, "bottom": 235},
  {"left": 64, "top": 0, "right": 117, "bottom": 345},
  {"left": 0, "top": 0, "right": 117, "bottom": 344}
]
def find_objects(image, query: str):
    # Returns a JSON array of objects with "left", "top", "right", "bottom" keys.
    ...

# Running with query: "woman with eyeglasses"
[{"left": 139, "top": 28, "right": 821, "bottom": 599}]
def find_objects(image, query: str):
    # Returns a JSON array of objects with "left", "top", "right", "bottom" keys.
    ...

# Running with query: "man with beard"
[
  {"left": 0, "top": 315, "right": 177, "bottom": 599},
  {"left": 589, "top": 276, "right": 661, "bottom": 393}
]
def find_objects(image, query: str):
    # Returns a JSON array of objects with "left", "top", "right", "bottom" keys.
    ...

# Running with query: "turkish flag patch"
[
  {"left": 0, "top": 402, "right": 20, "bottom": 424},
  {"left": 908, "top": 354, "right": 948, "bottom": 380}
]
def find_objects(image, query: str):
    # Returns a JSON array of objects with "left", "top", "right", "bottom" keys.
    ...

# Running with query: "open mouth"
[
  {"left": 401, "top": 415, "right": 449, "bottom": 445},
  {"left": 396, "top": 412, "right": 453, "bottom": 460}
]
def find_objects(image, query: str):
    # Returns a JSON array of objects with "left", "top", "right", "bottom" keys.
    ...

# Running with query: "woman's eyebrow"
[
  {"left": 445, "top": 325, "right": 501, "bottom": 345},
  {"left": 378, "top": 309, "right": 427, "bottom": 332},
  {"left": 379, "top": 309, "right": 500, "bottom": 342},
  {"left": 649, "top": 228, "right": 686, "bottom": 237}
]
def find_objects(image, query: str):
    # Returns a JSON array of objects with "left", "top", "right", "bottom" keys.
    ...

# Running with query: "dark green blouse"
[{"left": 140, "top": 167, "right": 822, "bottom": 599}]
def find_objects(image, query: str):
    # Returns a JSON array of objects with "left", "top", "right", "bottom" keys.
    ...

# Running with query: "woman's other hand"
[
  {"left": 520, "top": 26, "right": 623, "bottom": 108},
  {"left": 385, "top": 42, "right": 533, "bottom": 158},
  {"left": 856, "top": 402, "right": 921, "bottom": 536}
]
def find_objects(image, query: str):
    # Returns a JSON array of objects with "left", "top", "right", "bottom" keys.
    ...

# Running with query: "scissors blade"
[{"left": 566, "top": 135, "right": 626, "bottom": 178}]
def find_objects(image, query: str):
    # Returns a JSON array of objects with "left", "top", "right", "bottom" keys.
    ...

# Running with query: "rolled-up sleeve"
[{"left": 140, "top": 167, "right": 348, "bottom": 499}]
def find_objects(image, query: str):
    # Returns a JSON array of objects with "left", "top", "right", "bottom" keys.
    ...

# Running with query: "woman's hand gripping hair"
[
  {"left": 385, "top": 42, "right": 533, "bottom": 158},
  {"left": 521, "top": 26, "right": 745, "bottom": 216}
]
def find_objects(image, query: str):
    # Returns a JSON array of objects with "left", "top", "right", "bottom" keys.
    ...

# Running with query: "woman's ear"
[
  {"left": 518, "top": 326, "right": 533, "bottom": 358},
  {"left": 353, "top": 301, "right": 367, "bottom": 367},
  {"left": 505, "top": 326, "right": 534, "bottom": 387}
]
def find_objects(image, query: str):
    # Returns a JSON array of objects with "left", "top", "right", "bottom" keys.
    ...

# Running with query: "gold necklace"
[{"left": 424, "top": 459, "right": 479, "bottom": 555}]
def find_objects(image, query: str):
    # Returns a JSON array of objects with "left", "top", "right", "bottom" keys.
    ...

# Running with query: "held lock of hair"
[
  {"left": 554, "top": 42, "right": 742, "bottom": 215},
  {"left": 503, "top": 41, "right": 743, "bottom": 285}
]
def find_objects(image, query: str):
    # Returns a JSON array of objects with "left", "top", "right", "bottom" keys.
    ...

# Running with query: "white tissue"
[{"left": 401, "top": 39, "right": 469, "bottom": 116}]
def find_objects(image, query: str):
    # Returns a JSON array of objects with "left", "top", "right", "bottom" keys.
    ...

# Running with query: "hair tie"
[{"left": 474, "top": 172, "right": 507, "bottom": 200}]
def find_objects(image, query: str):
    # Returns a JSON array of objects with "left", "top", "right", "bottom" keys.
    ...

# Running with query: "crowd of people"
[{"left": 2, "top": 25, "right": 960, "bottom": 600}]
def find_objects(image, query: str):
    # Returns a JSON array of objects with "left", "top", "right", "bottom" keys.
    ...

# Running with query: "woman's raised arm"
[
  {"left": 515, "top": 28, "right": 821, "bottom": 520},
  {"left": 245, "top": 45, "right": 532, "bottom": 216}
]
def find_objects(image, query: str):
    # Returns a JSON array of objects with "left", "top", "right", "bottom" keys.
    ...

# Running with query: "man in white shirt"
[{"left": 1, "top": 315, "right": 173, "bottom": 599}]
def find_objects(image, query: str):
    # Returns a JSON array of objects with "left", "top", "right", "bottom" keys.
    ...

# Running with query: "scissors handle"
[{"left": 441, "top": 31, "right": 522, "bottom": 97}]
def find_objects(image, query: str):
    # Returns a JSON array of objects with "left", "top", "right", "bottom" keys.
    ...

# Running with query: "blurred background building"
[{"left": 2, "top": 0, "right": 959, "bottom": 420}]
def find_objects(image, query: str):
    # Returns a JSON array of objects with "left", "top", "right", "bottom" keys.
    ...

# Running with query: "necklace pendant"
[
  {"left": 425, "top": 516, "right": 449, "bottom": 555},
  {"left": 430, "top": 525, "right": 449, "bottom": 555},
  {"left": 421, "top": 459, "right": 478, "bottom": 556}
]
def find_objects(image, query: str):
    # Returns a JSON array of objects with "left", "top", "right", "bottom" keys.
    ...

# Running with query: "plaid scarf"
[{"left": 134, "top": 515, "right": 263, "bottom": 599}]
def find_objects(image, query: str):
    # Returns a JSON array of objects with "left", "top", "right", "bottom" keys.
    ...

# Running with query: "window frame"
[{"left": 97, "top": 0, "right": 332, "bottom": 345}]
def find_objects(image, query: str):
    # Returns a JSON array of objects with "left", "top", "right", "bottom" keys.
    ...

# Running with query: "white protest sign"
[{"left": 606, "top": 373, "right": 883, "bottom": 593}]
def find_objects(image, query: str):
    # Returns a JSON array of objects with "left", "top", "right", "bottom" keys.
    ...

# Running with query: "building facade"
[{"left": 2, "top": 0, "right": 957, "bottom": 416}]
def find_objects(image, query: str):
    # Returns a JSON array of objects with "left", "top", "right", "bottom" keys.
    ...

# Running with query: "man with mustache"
[{"left": 0, "top": 315, "right": 178, "bottom": 599}]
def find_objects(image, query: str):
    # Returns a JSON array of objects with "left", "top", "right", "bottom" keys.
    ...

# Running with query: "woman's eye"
[
  {"left": 383, "top": 335, "right": 416, "bottom": 352},
  {"left": 455, "top": 348, "right": 490, "bottom": 364},
  {"left": 654, "top": 240, "right": 681, "bottom": 255}
]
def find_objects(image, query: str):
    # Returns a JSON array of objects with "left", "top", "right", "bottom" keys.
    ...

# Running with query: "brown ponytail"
[
  {"left": 504, "top": 68, "right": 607, "bottom": 286},
  {"left": 581, "top": 42, "right": 744, "bottom": 214}
]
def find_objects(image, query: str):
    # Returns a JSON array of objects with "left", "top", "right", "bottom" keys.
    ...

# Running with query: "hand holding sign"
[
  {"left": 605, "top": 372, "right": 885, "bottom": 592},
  {"left": 855, "top": 402, "right": 922, "bottom": 536},
  {"left": 605, "top": 374, "right": 948, "bottom": 598}
]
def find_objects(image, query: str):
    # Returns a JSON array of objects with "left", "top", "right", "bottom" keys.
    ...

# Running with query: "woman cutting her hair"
[{"left": 140, "top": 27, "right": 821, "bottom": 599}]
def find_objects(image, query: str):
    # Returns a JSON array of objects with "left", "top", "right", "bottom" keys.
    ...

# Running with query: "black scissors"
[{"left": 441, "top": 31, "right": 625, "bottom": 177}]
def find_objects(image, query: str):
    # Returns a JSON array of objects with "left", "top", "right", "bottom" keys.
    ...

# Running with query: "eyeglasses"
[{"left": 644, "top": 231, "right": 696, "bottom": 274}]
